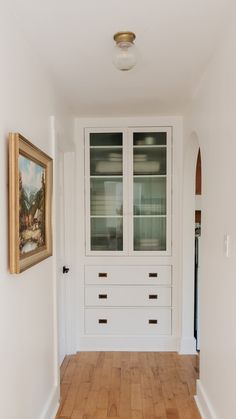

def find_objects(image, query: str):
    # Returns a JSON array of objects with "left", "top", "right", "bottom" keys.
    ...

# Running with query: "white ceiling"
[{"left": 7, "top": 0, "right": 234, "bottom": 116}]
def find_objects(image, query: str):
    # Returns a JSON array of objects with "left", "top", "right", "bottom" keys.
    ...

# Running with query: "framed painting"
[{"left": 9, "top": 133, "right": 53, "bottom": 273}]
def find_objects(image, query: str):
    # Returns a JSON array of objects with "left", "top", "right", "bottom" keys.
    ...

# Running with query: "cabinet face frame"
[{"left": 84, "top": 126, "right": 172, "bottom": 256}]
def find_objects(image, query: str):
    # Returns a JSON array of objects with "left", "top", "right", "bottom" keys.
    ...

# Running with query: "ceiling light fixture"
[{"left": 113, "top": 31, "right": 137, "bottom": 71}]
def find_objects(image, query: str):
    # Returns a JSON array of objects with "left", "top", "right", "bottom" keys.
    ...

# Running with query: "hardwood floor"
[{"left": 56, "top": 352, "right": 201, "bottom": 419}]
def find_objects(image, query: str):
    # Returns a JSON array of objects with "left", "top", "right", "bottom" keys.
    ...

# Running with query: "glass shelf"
[
  {"left": 133, "top": 177, "right": 166, "bottom": 216},
  {"left": 133, "top": 132, "right": 167, "bottom": 146},
  {"left": 90, "top": 148, "right": 122, "bottom": 176},
  {"left": 133, "top": 147, "right": 166, "bottom": 175},
  {"left": 90, "top": 132, "right": 122, "bottom": 147},
  {"left": 133, "top": 217, "right": 166, "bottom": 251},
  {"left": 91, "top": 217, "right": 123, "bottom": 251},
  {"left": 90, "top": 178, "right": 123, "bottom": 216}
]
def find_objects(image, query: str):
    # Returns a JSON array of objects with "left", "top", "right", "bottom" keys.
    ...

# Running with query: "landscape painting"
[
  {"left": 9, "top": 133, "right": 53, "bottom": 273},
  {"left": 19, "top": 154, "right": 46, "bottom": 256}
]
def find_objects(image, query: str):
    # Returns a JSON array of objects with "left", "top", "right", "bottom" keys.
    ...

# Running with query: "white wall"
[
  {"left": 184, "top": 9, "right": 236, "bottom": 419},
  {"left": 0, "top": 7, "right": 72, "bottom": 419}
]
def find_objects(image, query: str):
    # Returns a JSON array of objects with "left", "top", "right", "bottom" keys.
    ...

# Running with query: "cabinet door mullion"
[{"left": 122, "top": 128, "right": 129, "bottom": 255}]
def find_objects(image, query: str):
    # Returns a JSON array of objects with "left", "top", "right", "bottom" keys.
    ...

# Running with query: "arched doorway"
[
  {"left": 180, "top": 133, "right": 201, "bottom": 354},
  {"left": 194, "top": 149, "right": 202, "bottom": 351}
]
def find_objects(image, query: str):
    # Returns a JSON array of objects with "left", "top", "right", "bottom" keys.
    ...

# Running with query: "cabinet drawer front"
[
  {"left": 85, "top": 308, "right": 171, "bottom": 335},
  {"left": 85, "top": 265, "right": 171, "bottom": 285},
  {"left": 85, "top": 286, "right": 171, "bottom": 307}
]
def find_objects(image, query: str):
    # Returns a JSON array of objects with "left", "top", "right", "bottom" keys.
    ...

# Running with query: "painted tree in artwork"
[
  {"left": 19, "top": 171, "right": 29, "bottom": 232},
  {"left": 29, "top": 170, "right": 46, "bottom": 244}
]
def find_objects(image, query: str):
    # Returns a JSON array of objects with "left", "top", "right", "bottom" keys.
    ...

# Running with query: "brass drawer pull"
[
  {"left": 99, "top": 294, "right": 107, "bottom": 299},
  {"left": 98, "top": 272, "right": 107, "bottom": 278},
  {"left": 98, "top": 319, "right": 107, "bottom": 324},
  {"left": 149, "top": 319, "right": 158, "bottom": 324},
  {"left": 149, "top": 294, "right": 158, "bottom": 299},
  {"left": 149, "top": 273, "right": 158, "bottom": 278}
]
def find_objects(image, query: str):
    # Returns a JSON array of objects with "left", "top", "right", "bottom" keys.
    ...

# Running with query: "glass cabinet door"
[
  {"left": 132, "top": 131, "right": 169, "bottom": 252},
  {"left": 87, "top": 131, "right": 124, "bottom": 252},
  {"left": 85, "top": 127, "right": 171, "bottom": 255}
]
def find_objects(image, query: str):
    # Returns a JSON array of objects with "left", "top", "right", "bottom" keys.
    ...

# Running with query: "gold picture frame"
[{"left": 9, "top": 133, "right": 53, "bottom": 273}]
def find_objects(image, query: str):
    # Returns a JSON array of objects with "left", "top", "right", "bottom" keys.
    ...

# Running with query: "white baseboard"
[
  {"left": 78, "top": 335, "right": 179, "bottom": 351},
  {"left": 194, "top": 380, "right": 219, "bottom": 419},
  {"left": 39, "top": 384, "right": 60, "bottom": 419},
  {"left": 179, "top": 337, "right": 197, "bottom": 354}
]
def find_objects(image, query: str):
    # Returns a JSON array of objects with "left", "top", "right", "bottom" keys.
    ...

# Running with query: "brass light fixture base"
[{"left": 113, "top": 31, "right": 136, "bottom": 44}]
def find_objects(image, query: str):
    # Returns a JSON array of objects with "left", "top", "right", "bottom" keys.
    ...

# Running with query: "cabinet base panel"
[
  {"left": 179, "top": 337, "right": 197, "bottom": 354},
  {"left": 77, "top": 335, "right": 179, "bottom": 352}
]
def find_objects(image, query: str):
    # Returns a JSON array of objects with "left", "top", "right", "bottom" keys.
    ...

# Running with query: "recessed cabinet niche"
[{"left": 85, "top": 127, "right": 172, "bottom": 256}]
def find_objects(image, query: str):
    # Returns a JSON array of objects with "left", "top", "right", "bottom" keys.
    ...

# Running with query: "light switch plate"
[{"left": 224, "top": 234, "right": 230, "bottom": 258}]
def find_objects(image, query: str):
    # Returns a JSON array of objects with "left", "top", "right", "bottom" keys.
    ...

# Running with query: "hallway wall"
[
  {"left": 184, "top": 8, "right": 236, "bottom": 419},
  {"left": 0, "top": 6, "right": 71, "bottom": 419}
]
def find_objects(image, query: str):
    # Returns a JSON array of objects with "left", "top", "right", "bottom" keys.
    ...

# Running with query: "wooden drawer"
[
  {"left": 85, "top": 308, "right": 171, "bottom": 335},
  {"left": 85, "top": 265, "right": 171, "bottom": 285},
  {"left": 85, "top": 285, "right": 171, "bottom": 307}
]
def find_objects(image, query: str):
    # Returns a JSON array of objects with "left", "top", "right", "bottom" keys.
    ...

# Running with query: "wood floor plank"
[
  {"left": 70, "top": 409, "right": 85, "bottom": 419},
  {"left": 61, "top": 357, "right": 77, "bottom": 384},
  {"left": 119, "top": 355, "right": 131, "bottom": 419},
  {"left": 60, "top": 356, "right": 70, "bottom": 382},
  {"left": 107, "top": 367, "right": 121, "bottom": 417},
  {"left": 131, "top": 383, "right": 142, "bottom": 411},
  {"left": 131, "top": 410, "right": 143, "bottom": 419},
  {"left": 95, "top": 408, "right": 109, "bottom": 419},
  {"left": 73, "top": 381, "right": 90, "bottom": 411},
  {"left": 166, "top": 407, "right": 180, "bottom": 419},
  {"left": 55, "top": 352, "right": 201, "bottom": 419}
]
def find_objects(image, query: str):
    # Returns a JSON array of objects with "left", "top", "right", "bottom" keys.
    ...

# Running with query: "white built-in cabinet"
[{"left": 81, "top": 126, "right": 175, "bottom": 350}]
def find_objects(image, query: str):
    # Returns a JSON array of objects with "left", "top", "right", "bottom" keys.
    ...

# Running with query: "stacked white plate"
[
  {"left": 96, "top": 161, "right": 122, "bottom": 174},
  {"left": 134, "top": 161, "right": 160, "bottom": 173},
  {"left": 109, "top": 152, "right": 122, "bottom": 162},
  {"left": 134, "top": 154, "right": 147, "bottom": 162},
  {"left": 139, "top": 238, "right": 160, "bottom": 249}
]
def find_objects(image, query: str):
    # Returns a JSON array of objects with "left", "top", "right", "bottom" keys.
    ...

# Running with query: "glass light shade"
[{"left": 113, "top": 41, "right": 137, "bottom": 71}]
